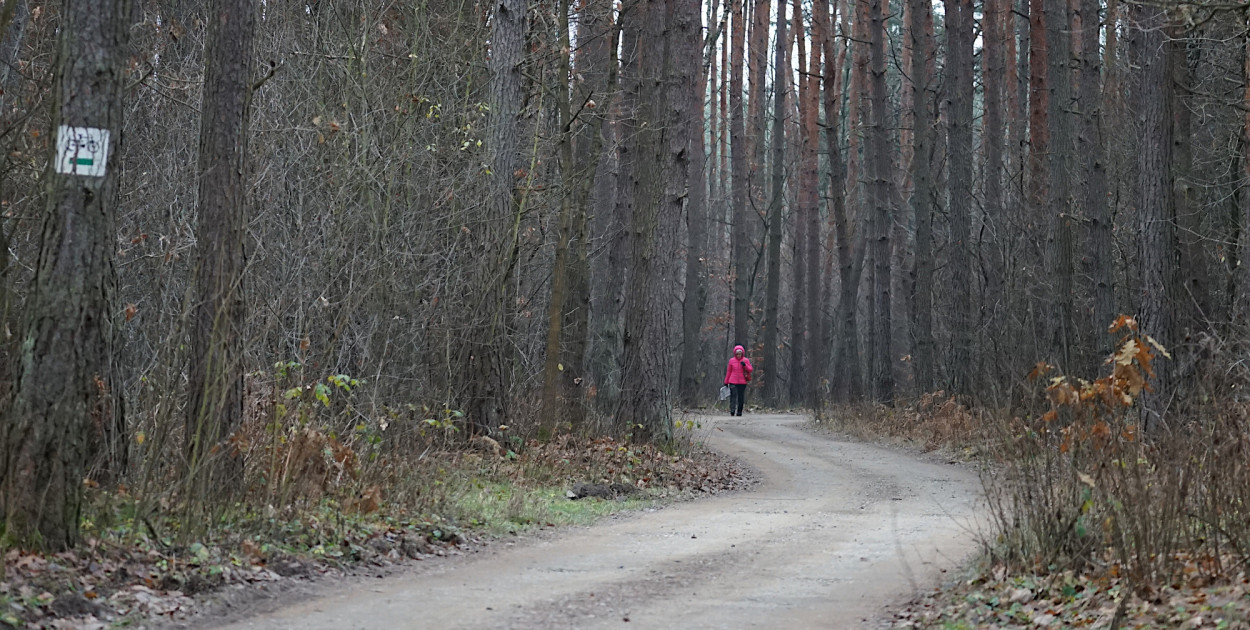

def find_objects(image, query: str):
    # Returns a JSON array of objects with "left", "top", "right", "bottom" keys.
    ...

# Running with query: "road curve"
[{"left": 207, "top": 413, "right": 984, "bottom": 630}]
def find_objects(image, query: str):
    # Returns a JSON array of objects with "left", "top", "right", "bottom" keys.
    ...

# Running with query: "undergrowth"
[
  {"left": 874, "top": 317, "right": 1250, "bottom": 627},
  {"left": 1, "top": 375, "right": 745, "bottom": 628}
]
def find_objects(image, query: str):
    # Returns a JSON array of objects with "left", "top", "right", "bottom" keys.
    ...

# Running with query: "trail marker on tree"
[{"left": 55, "top": 125, "right": 110, "bottom": 177}]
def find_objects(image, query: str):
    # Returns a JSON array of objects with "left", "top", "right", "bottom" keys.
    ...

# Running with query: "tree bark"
[
  {"left": 868, "top": 0, "right": 894, "bottom": 402},
  {"left": 619, "top": 0, "right": 673, "bottom": 443},
  {"left": 1131, "top": 1, "right": 1175, "bottom": 430},
  {"left": 678, "top": 0, "right": 708, "bottom": 406},
  {"left": 563, "top": 0, "right": 618, "bottom": 427},
  {"left": 1079, "top": 0, "right": 1113, "bottom": 361},
  {"left": 760, "top": 0, "right": 789, "bottom": 406},
  {"left": 730, "top": 0, "right": 751, "bottom": 351},
  {"left": 789, "top": 0, "right": 810, "bottom": 406},
  {"left": 944, "top": 0, "right": 973, "bottom": 395},
  {"left": 907, "top": 0, "right": 935, "bottom": 393},
  {"left": 803, "top": 7, "right": 822, "bottom": 408},
  {"left": 187, "top": 0, "right": 257, "bottom": 493},
  {"left": 1171, "top": 36, "right": 1209, "bottom": 335},
  {"left": 1240, "top": 33, "right": 1250, "bottom": 320},
  {"left": 4, "top": 0, "right": 129, "bottom": 550},
  {"left": 819, "top": 0, "right": 859, "bottom": 402},
  {"left": 1044, "top": 0, "right": 1074, "bottom": 372},
  {"left": 982, "top": 0, "right": 1006, "bottom": 382}
]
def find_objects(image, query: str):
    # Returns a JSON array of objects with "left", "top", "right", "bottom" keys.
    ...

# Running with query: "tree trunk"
[
  {"left": 819, "top": 0, "right": 859, "bottom": 402},
  {"left": 187, "top": 0, "right": 257, "bottom": 493},
  {"left": 1131, "top": 1, "right": 1174, "bottom": 430},
  {"left": 760, "top": 0, "right": 789, "bottom": 406},
  {"left": 1044, "top": 0, "right": 1074, "bottom": 372},
  {"left": 562, "top": 0, "right": 618, "bottom": 427},
  {"left": 944, "top": 0, "right": 973, "bottom": 395},
  {"left": 678, "top": 0, "right": 708, "bottom": 406},
  {"left": 1079, "top": 0, "right": 1113, "bottom": 361},
  {"left": 1171, "top": 37, "right": 1209, "bottom": 335},
  {"left": 541, "top": 0, "right": 580, "bottom": 433},
  {"left": 1240, "top": 33, "right": 1250, "bottom": 320},
  {"left": 789, "top": 0, "right": 810, "bottom": 406},
  {"left": 463, "top": 0, "right": 528, "bottom": 432},
  {"left": 731, "top": 0, "right": 751, "bottom": 351},
  {"left": 982, "top": 0, "right": 1006, "bottom": 384},
  {"left": 868, "top": 0, "right": 893, "bottom": 402},
  {"left": 619, "top": 0, "right": 673, "bottom": 443},
  {"left": 803, "top": 9, "right": 822, "bottom": 408},
  {"left": 908, "top": 0, "right": 935, "bottom": 393},
  {"left": 4, "top": 0, "right": 128, "bottom": 550}
]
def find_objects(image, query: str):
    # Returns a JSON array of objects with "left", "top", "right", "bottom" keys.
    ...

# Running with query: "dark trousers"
[{"left": 729, "top": 383, "right": 747, "bottom": 415}]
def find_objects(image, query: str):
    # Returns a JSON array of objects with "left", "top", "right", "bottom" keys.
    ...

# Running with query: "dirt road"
[{"left": 208, "top": 413, "right": 984, "bottom": 630}]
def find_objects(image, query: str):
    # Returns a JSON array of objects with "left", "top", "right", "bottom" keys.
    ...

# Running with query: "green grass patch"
[{"left": 449, "top": 480, "right": 653, "bottom": 535}]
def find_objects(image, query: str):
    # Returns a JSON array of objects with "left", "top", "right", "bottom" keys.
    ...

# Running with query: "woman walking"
[{"left": 723, "top": 345, "right": 754, "bottom": 416}]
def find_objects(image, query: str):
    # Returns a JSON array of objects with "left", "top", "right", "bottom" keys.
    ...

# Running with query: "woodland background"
[{"left": 1, "top": 0, "right": 1248, "bottom": 568}]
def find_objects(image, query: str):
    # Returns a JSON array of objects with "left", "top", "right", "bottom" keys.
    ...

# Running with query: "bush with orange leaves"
[{"left": 986, "top": 315, "right": 1250, "bottom": 592}]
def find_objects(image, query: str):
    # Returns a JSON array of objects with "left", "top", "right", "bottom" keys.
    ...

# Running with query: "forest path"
[{"left": 206, "top": 413, "right": 984, "bottom": 630}]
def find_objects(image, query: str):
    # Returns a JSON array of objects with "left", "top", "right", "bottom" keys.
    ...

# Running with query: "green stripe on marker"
[{"left": 74, "top": 158, "right": 94, "bottom": 166}]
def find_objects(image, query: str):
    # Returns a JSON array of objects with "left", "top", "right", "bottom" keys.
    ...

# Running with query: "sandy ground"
[{"left": 204, "top": 413, "right": 985, "bottom": 630}]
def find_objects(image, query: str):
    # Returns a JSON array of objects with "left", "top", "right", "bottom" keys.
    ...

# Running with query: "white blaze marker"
[{"left": 55, "top": 125, "right": 110, "bottom": 177}]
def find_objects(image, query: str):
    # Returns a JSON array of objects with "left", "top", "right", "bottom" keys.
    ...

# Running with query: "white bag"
[{"left": 719, "top": 385, "right": 731, "bottom": 401}]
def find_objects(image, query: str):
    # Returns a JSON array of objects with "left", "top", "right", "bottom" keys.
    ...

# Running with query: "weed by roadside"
[
  {"left": 870, "top": 318, "right": 1250, "bottom": 629},
  {"left": 0, "top": 433, "right": 750, "bottom": 629}
]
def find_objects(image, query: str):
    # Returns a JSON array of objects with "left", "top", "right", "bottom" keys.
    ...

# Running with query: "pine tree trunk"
[
  {"left": 1078, "top": 0, "right": 1113, "bottom": 360},
  {"left": 789, "top": 0, "right": 809, "bottom": 406},
  {"left": 730, "top": 0, "right": 751, "bottom": 350},
  {"left": 678, "top": 0, "right": 708, "bottom": 406},
  {"left": 562, "top": 0, "right": 617, "bottom": 427},
  {"left": 1171, "top": 37, "right": 1209, "bottom": 335},
  {"left": 982, "top": 0, "right": 1006, "bottom": 384},
  {"left": 1044, "top": 0, "right": 1074, "bottom": 372},
  {"left": 819, "top": 0, "right": 859, "bottom": 402},
  {"left": 1240, "top": 33, "right": 1250, "bottom": 320},
  {"left": 619, "top": 0, "right": 673, "bottom": 442},
  {"left": 187, "top": 0, "right": 257, "bottom": 493},
  {"left": 868, "top": 0, "right": 894, "bottom": 402},
  {"left": 803, "top": 17, "right": 823, "bottom": 408},
  {"left": 761, "top": 0, "right": 789, "bottom": 406},
  {"left": 1132, "top": 1, "right": 1175, "bottom": 430},
  {"left": 907, "top": 0, "right": 935, "bottom": 393},
  {"left": 944, "top": 0, "right": 973, "bottom": 395},
  {"left": 4, "top": 0, "right": 128, "bottom": 550}
]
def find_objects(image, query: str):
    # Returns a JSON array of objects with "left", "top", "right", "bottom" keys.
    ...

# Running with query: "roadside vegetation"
[
  {"left": 812, "top": 319, "right": 1250, "bottom": 629},
  {"left": 0, "top": 413, "right": 750, "bottom": 628}
]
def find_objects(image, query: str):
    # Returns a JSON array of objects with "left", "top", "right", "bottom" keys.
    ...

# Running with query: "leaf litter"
[{"left": 0, "top": 435, "right": 752, "bottom": 629}]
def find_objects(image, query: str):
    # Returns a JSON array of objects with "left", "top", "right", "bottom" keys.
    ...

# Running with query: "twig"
[
  {"left": 252, "top": 60, "right": 281, "bottom": 92},
  {"left": 143, "top": 516, "right": 171, "bottom": 549}
]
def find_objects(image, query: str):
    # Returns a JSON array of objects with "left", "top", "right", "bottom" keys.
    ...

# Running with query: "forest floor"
[
  {"left": 816, "top": 403, "right": 1250, "bottom": 630},
  {"left": 0, "top": 420, "right": 751, "bottom": 629},
  {"left": 186, "top": 412, "right": 982, "bottom": 630}
]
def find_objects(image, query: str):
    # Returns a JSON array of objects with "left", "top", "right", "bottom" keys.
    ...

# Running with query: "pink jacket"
[{"left": 724, "top": 346, "right": 754, "bottom": 385}]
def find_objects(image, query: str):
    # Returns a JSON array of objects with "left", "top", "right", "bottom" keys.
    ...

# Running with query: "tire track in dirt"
[{"left": 205, "top": 414, "right": 984, "bottom": 630}]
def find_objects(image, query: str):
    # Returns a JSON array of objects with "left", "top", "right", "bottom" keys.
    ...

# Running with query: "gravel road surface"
[{"left": 207, "top": 413, "right": 983, "bottom": 630}]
